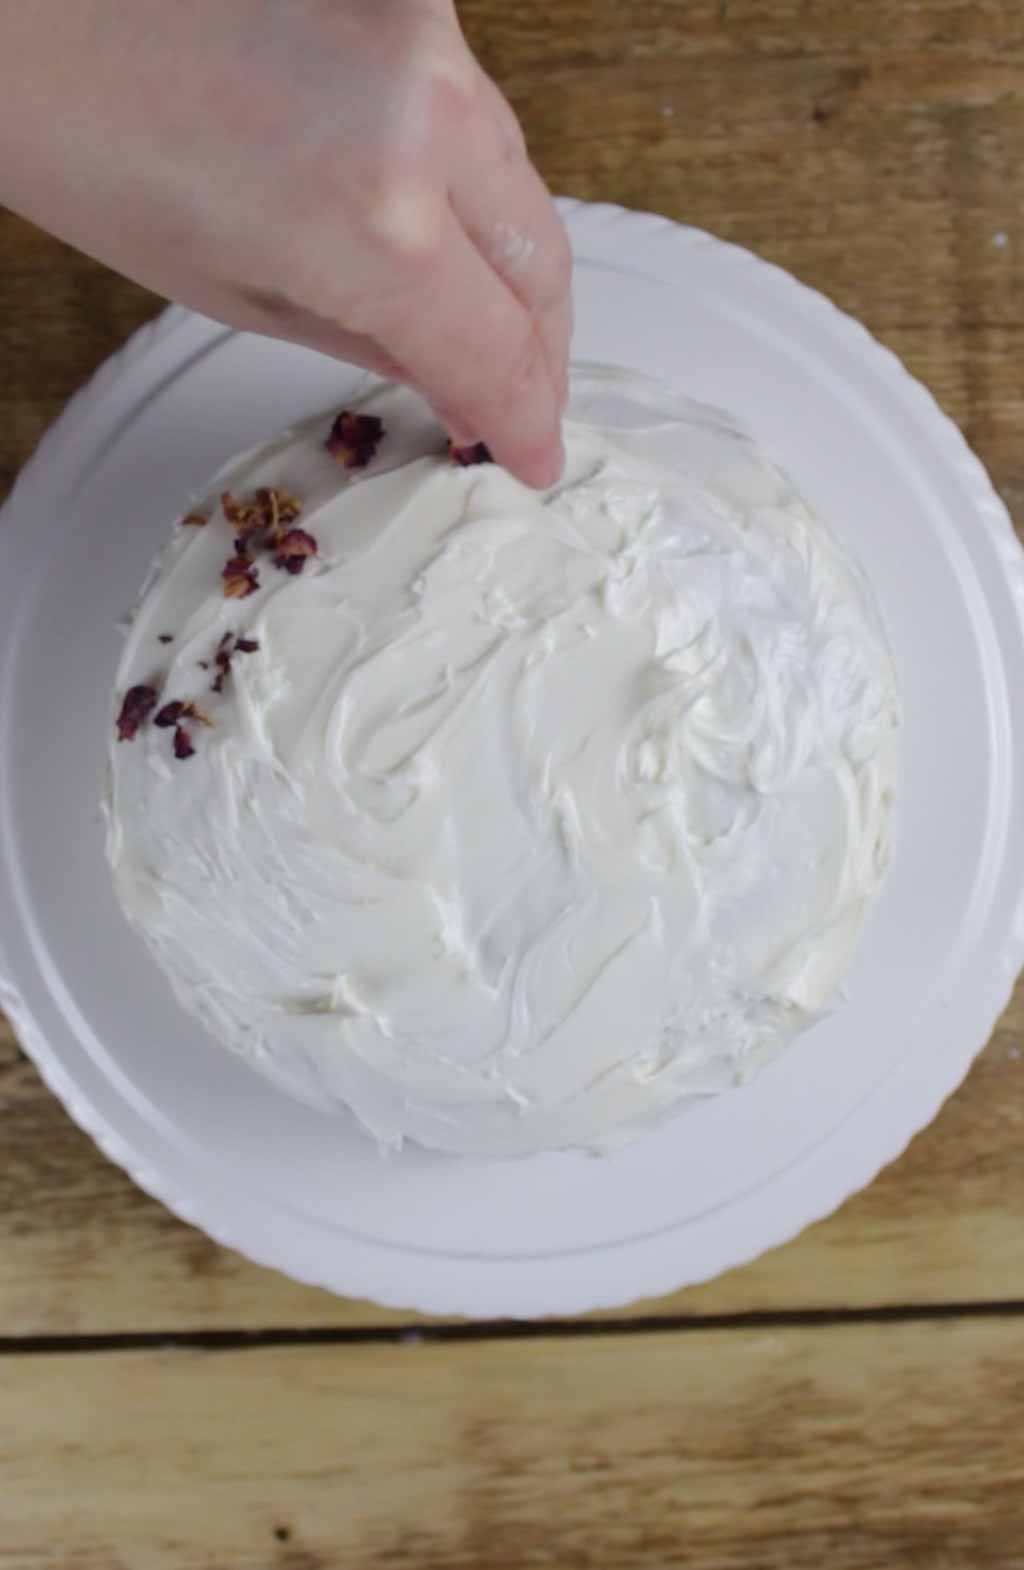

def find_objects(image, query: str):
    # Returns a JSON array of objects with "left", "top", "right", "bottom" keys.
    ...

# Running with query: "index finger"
[
  {"left": 450, "top": 139, "right": 573, "bottom": 415},
  {"left": 378, "top": 211, "right": 564, "bottom": 487}
]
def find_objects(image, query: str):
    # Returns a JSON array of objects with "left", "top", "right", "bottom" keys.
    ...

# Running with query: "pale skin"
[{"left": 0, "top": 0, "right": 572, "bottom": 486}]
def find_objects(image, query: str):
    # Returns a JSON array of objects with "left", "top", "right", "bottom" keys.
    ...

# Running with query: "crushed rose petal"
[
  {"left": 221, "top": 491, "right": 263, "bottom": 534},
  {"left": 154, "top": 700, "right": 186, "bottom": 729},
  {"left": 272, "top": 527, "right": 318, "bottom": 575},
  {"left": 181, "top": 511, "right": 209, "bottom": 528},
  {"left": 173, "top": 727, "right": 196, "bottom": 761},
  {"left": 222, "top": 553, "right": 260, "bottom": 598},
  {"left": 256, "top": 487, "right": 302, "bottom": 533},
  {"left": 234, "top": 637, "right": 260, "bottom": 654},
  {"left": 212, "top": 631, "right": 237, "bottom": 692},
  {"left": 116, "top": 685, "right": 157, "bottom": 742},
  {"left": 325, "top": 410, "right": 384, "bottom": 469},
  {"left": 222, "top": 488, "right": 302, "bottom": 553},
  {"left": 156, "top": 699, "right": 214, "bottom": 738},
  {"left": 449, "top": 440, "right": 493, "bottom": 467},
  {"left": 158, "top": 633, "right": 174, "bottom": 644}
]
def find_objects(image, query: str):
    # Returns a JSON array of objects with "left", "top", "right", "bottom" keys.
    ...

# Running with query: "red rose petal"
[
  {"left": 449, "top": 440, "right": 493, "bottom": 467},
  {"left": 272, "top": 527, "right": 318, "bottom": 575},
  {"left": 154, "top": 700, "right": 186, "bottom": 729},
  {"left": 116, "top": 685, "right": 157, "bottom": 742},
  {"left": 222, "top": 554, "right": 260, "bottom": 598},
  {"left": 325, "top": 410, "right": 384, "bottom": 469}
]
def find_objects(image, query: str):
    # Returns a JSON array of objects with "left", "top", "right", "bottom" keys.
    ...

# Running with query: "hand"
[{"left": 0, "top": 0, "right": 571, "bottom": 486}]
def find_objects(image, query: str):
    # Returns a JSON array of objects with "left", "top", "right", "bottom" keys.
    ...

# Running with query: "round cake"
[{"left": 106, "top": 367, "right": 899, "bottom": 1157}]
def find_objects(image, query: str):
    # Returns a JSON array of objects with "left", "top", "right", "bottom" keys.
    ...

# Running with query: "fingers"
[
  {"left": 227, "top": 286, "right": 409, "bottom": 384},
  {"left": 375, "top": 211, "right": 564, "bottom": 487},
  {"left": 475, "top": 71, "right": 528, "bottom": 161},
  {"left": 449, "top": 131, "right": 573, "bottom": 419}
]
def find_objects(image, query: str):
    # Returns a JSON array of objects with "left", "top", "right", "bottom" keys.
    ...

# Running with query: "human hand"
[{"left": 0, "top": 0, "right": 571, "bottom": 486}]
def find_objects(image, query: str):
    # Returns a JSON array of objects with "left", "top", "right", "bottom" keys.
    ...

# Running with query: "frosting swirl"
[{"left": 107, "top": 368, "right": 899, "bottom": 1156}]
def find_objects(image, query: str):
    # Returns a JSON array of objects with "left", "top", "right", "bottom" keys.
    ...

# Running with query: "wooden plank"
[
  {"left": 467, "top": 0, "right": 1024, "bottom": 66},
  {"left": 1, "top": 979, "right": 1021, "bottom": 1335},
  {"left": 2, "top": 1316, "right": 1024, "bottom": 1567}
]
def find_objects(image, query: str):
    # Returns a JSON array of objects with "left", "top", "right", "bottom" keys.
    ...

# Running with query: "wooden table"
[{"left": 2, "top": 2, "right": 1023, "bottom": 1564}]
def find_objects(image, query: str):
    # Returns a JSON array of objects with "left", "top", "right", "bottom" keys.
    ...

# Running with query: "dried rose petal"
[
  {"left": 223, "top": 488, "right": 303, "bottom": 554},
  {"left": 277, "top": 528, "right": 316, "bottom": 554},
  {"left": 272, "top": 527, "right": 318, "bottom": 576},
  {"left": 449, "top": 440, "right": 493, "bottom": 467},
  {"left": 256, "top": 487, "right": 302, "bottom": 533},
  {"left": 222, "top": 496, "right": 264, "bottom": 556},
  {"left": 154, "top": 700, "right": 186, "bottom": 729},
  {"left": 325, "top": 410, "right": 384, "bottom": 469},
  {"left": 274, "top": 527, "right": 316, "bottom": 558},
  {"left": 234, "top": 637, "right": 260, "bottom": 654},
  {"left": 116, "top": 685, "right": 157, "bottom": 742},
  {"left": 158, "top": 633, "right": 174, "bottom": 644},
  {"left": 156, "top": 699, "right": 213, "bottom": 735},
  {"left": 211, "top": 635, "right": 234, "bottom": 693},
  {"left": 222, "top": 554, "right": 260, "bottom": 599},
  {"left": 221, "top": 491, "right": 263, "bottom": 532},
  {"left": 173, "top": 726, "right": 196, "bottom": 760},
  {"left": 181, "top": 511, "right": 209, "bottom": 528}
]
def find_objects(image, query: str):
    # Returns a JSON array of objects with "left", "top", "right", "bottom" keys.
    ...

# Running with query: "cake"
[{"left": 106, "top": 367, "right": 899, "bottom": 1157}]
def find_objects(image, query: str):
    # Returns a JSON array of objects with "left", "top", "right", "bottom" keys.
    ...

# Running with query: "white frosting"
[{"left": 107, "top": 368, "right": 899, "bottom": 1157}]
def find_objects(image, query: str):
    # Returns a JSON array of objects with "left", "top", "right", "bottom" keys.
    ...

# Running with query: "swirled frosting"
[{"left": 106, "top": 368, "right": 899, "bottom": 1156}]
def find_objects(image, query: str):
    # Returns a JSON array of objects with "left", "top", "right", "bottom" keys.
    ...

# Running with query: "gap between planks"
[{"left": 2, "top": 1296, "right": 1024, "bottom": 1357}]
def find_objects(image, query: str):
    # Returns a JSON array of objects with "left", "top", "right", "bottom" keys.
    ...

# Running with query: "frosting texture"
[{"left": 107, "top": 368, "right": 899, "bottom": 1156}]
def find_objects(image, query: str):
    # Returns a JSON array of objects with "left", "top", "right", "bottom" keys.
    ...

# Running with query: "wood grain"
[
  {"left": 1, "top": 0, "right": 1023, "bottom": 1347},
  {"left": 3, "top": 1315, "right": 1024, "bottom": 1568}
]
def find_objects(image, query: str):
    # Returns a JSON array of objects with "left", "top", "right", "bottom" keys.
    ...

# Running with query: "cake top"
[{"left": 107, "top": 367, "right": 899, "bottom": 1157}]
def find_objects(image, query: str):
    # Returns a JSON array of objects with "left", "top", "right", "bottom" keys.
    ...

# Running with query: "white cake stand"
[{"left": 2, "top": 201, "right": 1022, "bottom": 1318}]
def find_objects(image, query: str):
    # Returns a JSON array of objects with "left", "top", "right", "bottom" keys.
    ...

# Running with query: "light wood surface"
[
  {"left": 2, "top": 996, "right": 1023, "bottom": 1336},
  {"left": 4, "top": 1318, "right": 1024, "bottom": 1567},
  {"left": 1, "top": 1, "right": 1023, "bottom": 1564}
]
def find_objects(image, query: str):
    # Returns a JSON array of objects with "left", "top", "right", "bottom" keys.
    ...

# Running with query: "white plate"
[{"left": 2, "top": 201, "right": 1023, "bottom": 1319}]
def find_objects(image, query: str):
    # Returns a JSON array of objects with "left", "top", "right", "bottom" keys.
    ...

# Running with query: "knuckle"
[
  {"left": 363, "top": 179, "right": 442, "bottom": 272},
  {"left": 395, "top": 23, "right": 478, "bottom": 140},
  {"left": 421, "top": 60, "right": 476, "bottom": 132},
  {"left": 418, "top": 29, "right": 479, "bottom": 109}
]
